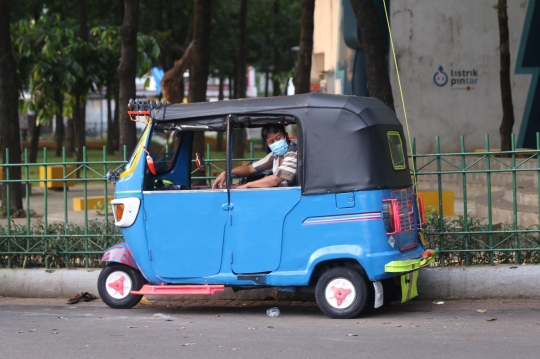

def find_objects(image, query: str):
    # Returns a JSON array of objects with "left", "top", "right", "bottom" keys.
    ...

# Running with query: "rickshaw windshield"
[{"left": 147, "top": 127, "right": 184, "bottom": 175}]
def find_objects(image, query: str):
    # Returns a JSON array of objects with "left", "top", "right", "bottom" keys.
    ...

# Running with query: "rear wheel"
[
  {"left": 98, "top": 263, "right": 144, "bottom": 309},
  {"left": 315, "top": 266, "right": 369, "bottom": 319}
]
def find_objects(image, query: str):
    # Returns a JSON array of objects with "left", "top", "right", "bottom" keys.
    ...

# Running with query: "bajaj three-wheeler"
[{"left": 98, "top": 93, "right": 435, "bottom": 319}]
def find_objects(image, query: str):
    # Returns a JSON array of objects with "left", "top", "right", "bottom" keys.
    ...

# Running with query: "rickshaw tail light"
[
  {"left": 382, "top": 199, "right": 402, "bottom": 235},
  {"left": 114, "top": 204, "right": 125, "bottom": 222}
]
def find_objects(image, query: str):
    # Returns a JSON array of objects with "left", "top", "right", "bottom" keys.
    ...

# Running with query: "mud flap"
[
  {"left": 400, "top": 271, "right": 418, "bottom": 303},
  {"left": 373, "top": 281, "right": 384, "bottom": 308}
]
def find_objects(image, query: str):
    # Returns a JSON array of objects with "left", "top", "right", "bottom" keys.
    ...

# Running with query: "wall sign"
[{"left": 433, "top": 65, "right": 479, "bottom": 91}]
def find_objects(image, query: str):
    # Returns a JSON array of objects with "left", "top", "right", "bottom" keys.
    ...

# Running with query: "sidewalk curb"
[{"left": 1, "top": 265, "right": 539, "bottom": 300}]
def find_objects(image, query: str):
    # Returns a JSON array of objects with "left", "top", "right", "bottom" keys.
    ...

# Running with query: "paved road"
[{"left": 1, "top": 297, "right": 539, "bottom": 359}]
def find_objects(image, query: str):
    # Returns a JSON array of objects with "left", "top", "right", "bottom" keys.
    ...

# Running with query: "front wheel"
[
  {"left": 98, "top": 263, "right": 144, "bottom": 309},
  {"left": 315, "top": 266, "right": 369, "bottom": 319}
]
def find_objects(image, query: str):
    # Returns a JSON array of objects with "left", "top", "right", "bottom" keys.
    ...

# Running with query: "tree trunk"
[
  {"left": 216, "top": 74, "right": 225, "bottom": 151},
  {"left": 161, "top": 41, "right": 194, "bottom": 103},
  {"left": 188, "top": 0, "right": 211, "bottom": 182},
  {"left": 272, "top": 0, "right": 282, "bottom": 96},
  {"left": 188, "top": 0, "right": 211, "bottom": 104},
  {"left": 66, "top": 118, "right": 74, "bottom": 157},
  {"left": 106, "top": 86, "right": 115, "bottom": 155},
  {"left": 72, "top": 94, "right": 85, "bottom": 163},
  {"left": 54, "top": 90, "right": 64, "bottom": 157},
  {"left": 113, "top": 89, "right": 121, "bottom": 157},
  {"left": 265, "top": 68, "right": 270, "bottom": 97},
  {"left": 294, "top": 0, "right": 315, "bottom": 94},
  {"left": 349, "top": 0, "right": 394, "bottom": 111},
  {"left": 233, "top": 0, "right": 248, "bottom": 159},
  {"left": 76, "top": 0, "right": 88, "bottom": 163},
  {"left": 29, "top": 119, "right": 41, "bottom": 164},
  {"left": 117, "top": 0, "right": 139, "bottom": 157},
  {"left": 497, "top": 0, "right": 514, "bottom": 152},
  {"left": 0, "top": 0, "right": 23, "bottom": 214},
  {"left": 229, "top": 74, "right": 234, "bottom": 99},
  {"left": 78, "top": 0, "right": 88, "bottom": 42}
]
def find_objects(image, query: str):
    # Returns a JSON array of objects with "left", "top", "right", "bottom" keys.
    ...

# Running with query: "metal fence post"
[{"left": 485, "top": 135, "right": 494, "bottom": 265}]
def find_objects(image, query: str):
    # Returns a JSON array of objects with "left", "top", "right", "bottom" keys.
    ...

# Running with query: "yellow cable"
[{"left": 382, "top": 0, "right": 418, "bottom": 189}]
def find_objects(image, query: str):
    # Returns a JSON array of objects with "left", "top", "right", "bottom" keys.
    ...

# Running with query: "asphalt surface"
[{"left": 1, "top": 297, "right": 539, "bottom": 359}]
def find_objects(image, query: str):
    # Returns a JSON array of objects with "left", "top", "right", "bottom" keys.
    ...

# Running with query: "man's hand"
[{"left": 212, "top": 172, "right": 227, "bottom": 189}]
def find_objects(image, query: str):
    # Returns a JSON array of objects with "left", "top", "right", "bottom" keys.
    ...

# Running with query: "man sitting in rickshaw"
[{"left": 212, "top": 124, "right": 297, "bottom": 189}]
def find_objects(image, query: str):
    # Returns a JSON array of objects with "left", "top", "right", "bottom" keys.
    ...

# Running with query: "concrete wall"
[{"left": 313, "top": 0, "right": 533, "bottom": 153}]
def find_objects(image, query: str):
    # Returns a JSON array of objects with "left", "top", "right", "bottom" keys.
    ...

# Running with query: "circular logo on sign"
[{"left": 433, "top": 66, "right": 448, "bottom": 87}]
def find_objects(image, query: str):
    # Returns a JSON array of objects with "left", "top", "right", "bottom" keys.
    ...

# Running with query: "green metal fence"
[
  {"left": 1, "top": 135, "right": 540, "bottom": 269},
  {"left": 0, "top": 143, "right": 260, "bottom": 268},
  {"left": 414, "top": 134, "right": 540, "bottom": 266}
]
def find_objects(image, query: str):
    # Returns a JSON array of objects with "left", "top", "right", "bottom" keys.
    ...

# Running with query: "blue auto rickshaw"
[{"left": 98, "top": 93, "right": 434, "bottom": 319}]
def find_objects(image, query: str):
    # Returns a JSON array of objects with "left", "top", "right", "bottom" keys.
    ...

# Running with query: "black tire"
[
  {"left": 315, "top": 266, "right": 369, "bottom": 319},
  {"left": 98, "top": 263, "right": 144, "bottom": 309}
]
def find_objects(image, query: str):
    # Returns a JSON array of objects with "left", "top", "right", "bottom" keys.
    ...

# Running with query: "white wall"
[
  {"left": 313, "top": 0, "right": 532, "bottom": 153},
  {"left": 389, "top": 0, "right": 531, "bottom": 152}
]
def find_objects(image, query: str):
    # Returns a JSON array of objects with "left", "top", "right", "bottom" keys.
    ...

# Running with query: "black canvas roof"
[{"left": 152, "top": 93, "right": 412, "bottom": 195}]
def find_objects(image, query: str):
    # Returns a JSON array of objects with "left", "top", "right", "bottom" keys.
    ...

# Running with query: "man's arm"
[
  {"left": 237, "top": 174, "right": 283, "bottom": 188},
  {"left": 212, "top": 163, "right": 258, "bottom": 189}
]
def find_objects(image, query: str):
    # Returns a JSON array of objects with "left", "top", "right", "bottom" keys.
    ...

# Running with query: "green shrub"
[
  {"left": 424, "top": 212, "right": 540, "bottom": 265},
  {"left": 0, "top": 219, "right": 123, "bottom": 268}
]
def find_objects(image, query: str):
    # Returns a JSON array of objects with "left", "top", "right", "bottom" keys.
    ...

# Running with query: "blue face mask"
[{"left": 269, "top": 139, "right": 288, "bottom": 156}]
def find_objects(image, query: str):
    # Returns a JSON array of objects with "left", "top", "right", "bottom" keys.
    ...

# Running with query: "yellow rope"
[{"left": 382, "top": 0, "right": 418, "bottom": 188}]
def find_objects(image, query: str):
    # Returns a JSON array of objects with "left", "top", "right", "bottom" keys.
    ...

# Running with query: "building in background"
[{"left": 311, "top": 0, "right": 539, "bottom": 152}]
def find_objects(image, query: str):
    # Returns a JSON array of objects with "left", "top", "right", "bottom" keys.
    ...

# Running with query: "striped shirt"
[{"left": 252, "top": 142, "right": 298, "bottom": 187}]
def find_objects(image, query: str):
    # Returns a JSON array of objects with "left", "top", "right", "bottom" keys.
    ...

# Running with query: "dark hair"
[{"left": 261, "top": 124, "right": 286, "bottom": 142}]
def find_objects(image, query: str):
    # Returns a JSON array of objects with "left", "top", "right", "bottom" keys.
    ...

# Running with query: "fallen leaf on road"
[
  {"left": 182, "top": 343, "right": 195, "bottom": 346},
  {"left": 58, "top": 317, "right": 67, "bottom": 320},
  {"left": 144, "top": 326, "right": 149, "bottom": 328},
  {"left": 52, "top": 331, "right": 58, "bottom": 334},
  {"left": 16, "top": 331, "right": 24, "bottom": 334},
  {"left": 140, "top": 297, "right": 153, "bottom": 305},
  {"left": 67, "top": 292, "right": 97, "bottom": 304},
  {"left": 248, "top": 327, "right": 256, "bottom": 330},
  {"left": 153, "top": 313, "right": 172, "bottom": 320},
  {"left": 486, "top": 317, "right": 497, "bottom": 322},
  {"left": 30, "top": 320, "right": 34, "bottom": 322},
  {"left": 382, "top": 322, "right": 391, "bottom": 324},
  {"left": 267, "top": 326, "right": 274, "bottom": 329},
  {"left": 396, "top": 325, "right": 402, "bottom": 328},
  {"left": 129, "top": 326, "right": 137, "bottom": 329},
  {"left": 215, "top": 314, "right": 223, "bottom": 317},
  {"left": 346, "top": 334, "right": 358, "bottom": 337},
  {"left": 231, "top": 348, "right": 240, "bottom": 351},
  {"left": 29, "top": 328, "right": 38, "bottom": 332},
  {"left": 410, "top": 325, "right": 420, "bottom": 328},
  {"left": 178, "top": 327, "right": 185, "bottom": 330},
  {"left": 165, "top": 319, "right": 173, "bottom": 322},
  {"left": 477, "top": 309, "right": 487, "bottom": 313}
]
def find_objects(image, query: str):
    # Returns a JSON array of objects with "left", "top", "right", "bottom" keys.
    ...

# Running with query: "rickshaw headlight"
[
  {"left": 114, "top": 204, "right": 125, "bottom": 222},
  {"left": 111, "top": 198, "right": 141, "bottom": 228}
]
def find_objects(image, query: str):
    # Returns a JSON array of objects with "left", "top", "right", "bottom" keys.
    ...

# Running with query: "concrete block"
[
  {"left": 73, "top": 196, "right": 114, "bottom": 211},
  {"left": 420, "top": 190, "right": 454, "bottom": 216},
  {"left": 2, "top": 265, "right": 539, "bottom": 300},
  {"left": 417, "top": 265, "right": 540, "bottom": 300},
  {"left": 39, "top": 165, "right": 76, "bottom": 188}
]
